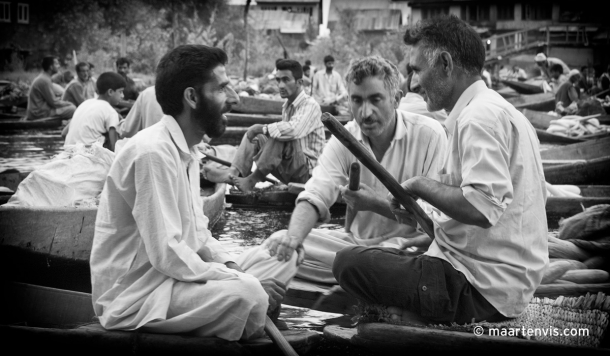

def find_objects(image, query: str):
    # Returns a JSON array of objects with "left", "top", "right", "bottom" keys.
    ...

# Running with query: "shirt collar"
[
  {"left": 161, "top": 115, "right": 192, "bottom": 157},
  {"left": 444, "top": 80, "right": 487, "bottom": 133},
  {"left": 354, "top": 110, "right": 407, "bottom": 143},
  {"left": 283, "top": 90, "right": 307, "bottom": 110}
]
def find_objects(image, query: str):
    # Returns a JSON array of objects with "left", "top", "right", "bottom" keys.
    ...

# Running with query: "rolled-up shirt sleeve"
[
  {"left": 458, "top": 120, "right": 513, "bottom": 226},
  {"left": 133, "top": 148, "right": 239, "bottom": 282},
  {"left": 267, "top": 100, "right": 321, "bottom": 141},
  {"left": 296, "top": 136, "right": 349, "bottom": 222}
]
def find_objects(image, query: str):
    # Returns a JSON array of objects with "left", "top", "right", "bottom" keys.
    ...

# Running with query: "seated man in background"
[
  {"left": 63, "top": 62, "right": 97, "bottom": 107},
  {"left": 64, "top": 72, "right": 125, "bottom": 151},
  {"left": 506, "top": 65, "right": 527, "bottom": 82},
  {"left": 115, "top": 57, "right": 139, "bottom": 110},
  {"left": 312, "top": 55, "right": 348, "bottom": 106},
  {"left": 555, "top": 69, "right": 582, "bottom": 115},
  {"left": 535, "top": 53, "right": 569, "bottom": 82},
  {"left": 204, "top": 59, "right": 325, "bottom": 193},
  {"left": 51, "top": 70, "right": 74, "bottom": 88},
  {"left": 549, "top": 63, "right": 568, "bottom": 93},
  {"left": 258, "top": 56, "right": 447, "bottom": 284},
  {"left": 26, "top": 56, "right": 76, "bottom": 121}
]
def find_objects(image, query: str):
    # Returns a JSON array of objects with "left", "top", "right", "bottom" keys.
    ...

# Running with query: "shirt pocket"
[{"left": 437, "top": 172, "right": 462, "bottom": 187}]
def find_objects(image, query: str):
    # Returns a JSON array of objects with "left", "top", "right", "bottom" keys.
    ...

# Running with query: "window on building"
[
  {"left": 497, "top": 4, "right": 514, "bottom": 20},
  {"left": 522, "top": 4, "right": 552, "bottom": 20},
  {"left": 465, "top": 4, "right": 490, "bottom": 22},
  {"left": 422, "top": 6, "right": 449, "bottom": 20},
  {"left": 0, "top": 2, "right": 10, "bottom": 23},
  {"left": 17, "top": 3, "right": 28, "bottom": 24}
]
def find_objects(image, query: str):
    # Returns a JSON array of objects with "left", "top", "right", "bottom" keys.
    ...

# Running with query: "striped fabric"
[{"left": 267, "top": 90, "right": 325, "bottom": 173}]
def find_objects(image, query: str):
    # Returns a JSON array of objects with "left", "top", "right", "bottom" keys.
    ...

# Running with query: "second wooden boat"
[
  {"left": 541, "top": 137, "right": 610, "bottom": 185},
  {"left": 0, "top": 117, "right": 63, "bottom": 130},
  {"left": 1, "top": 281, "right": 320, "bottom": 356},
  {"left": 501, "top": 80, "right": 544, "bottom": 95},
  {"left": 507, "top": 92, "right": 555, "bottom": 112},
  {"left": 546, "top": 186, "right": 610, "bottom": 228},
  {"left": 231, "top": 96, "right": 284, "bottom": 115}
]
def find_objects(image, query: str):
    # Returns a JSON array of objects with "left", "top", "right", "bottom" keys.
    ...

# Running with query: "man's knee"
[
  {"left": 332, "top": 245, "right": 367, "bottom": 283},
  {"left": 232, "top": 274, "right": 268, "bottom": 310}
]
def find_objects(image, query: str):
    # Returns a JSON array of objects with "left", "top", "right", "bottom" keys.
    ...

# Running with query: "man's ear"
[
  {"left": 394, "top": 89, "right": 403, "bottom": 108},
  {"left": 438, "top": 51, "right": 454, "bottom": 77},
  {"left": 296, "top": 78, "right": 303, "bottom": 86},
  {"left": 184, "top": 87, "right": 197, "bottom": 110}
]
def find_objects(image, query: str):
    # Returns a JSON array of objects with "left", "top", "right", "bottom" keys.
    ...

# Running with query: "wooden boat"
[
  {"left": 226, "top": 183, "right": 346, "bottom": 210},
  {"left": 231, "top": 96, "right": 284, "bottom": 115},
  {"left": 0, "top": 116, "right": 63, "bottom": 130},
  {"left": 1, "top": 281, "right": 320, "bottom": 356},
  {"left": 507, "top": 92, "right": 555, "bottom": 112},
  {"left": 324, "top": 323, "right": 610, "bottom": 354},
  {"left": 501, "top": 80, "right": 544, "bottom": 95},
  {"left": 523, "top": 109, "right": 610, "bottom": 129},
  {"left": 541, "top": 137, "right": 610, "bottom": 185},
  {"left": 522, "top": 109, "right": 610, "bottom": 144},
  {"left": 546, "top": 186, "right": 610, "bottom": 228}
]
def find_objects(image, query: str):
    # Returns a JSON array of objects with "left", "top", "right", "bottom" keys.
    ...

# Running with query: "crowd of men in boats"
[{"left": 17, "top": 14, "right": 609, "bottom": 341}]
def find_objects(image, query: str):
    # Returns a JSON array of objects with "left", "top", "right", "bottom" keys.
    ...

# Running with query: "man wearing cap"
[
  {"left": 312, "top": 55, "right": 348, "bottom": 106},
  {"left": 535, "top": 53, "right": 570, "bottom": 82}
]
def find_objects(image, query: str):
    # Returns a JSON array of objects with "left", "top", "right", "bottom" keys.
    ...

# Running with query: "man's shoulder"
[
  {"left": 460, "top": 90, "right": 518, "bottom": 127},
  {"left": 295, "top": 92, "right": 320, "bottom": 110},
  {"left": 32, "top": 74, "right": 50, "bottom": 87}
]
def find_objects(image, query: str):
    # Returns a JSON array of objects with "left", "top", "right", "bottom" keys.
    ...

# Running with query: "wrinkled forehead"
[{"left": 347, "top": 74, "right": 389, "bottom": 96}]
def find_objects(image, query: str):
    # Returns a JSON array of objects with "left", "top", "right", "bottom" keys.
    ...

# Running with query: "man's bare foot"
[
  {"left": 230, "top": 174, "right": 258, "bottom": 193},
  {"left": 387, "top": 306, "right": 430, "bottom": 326},
  {"left": 202, "top": 166, "right": 238, "bottom": 183}
]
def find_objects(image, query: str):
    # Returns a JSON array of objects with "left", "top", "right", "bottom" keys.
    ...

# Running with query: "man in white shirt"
[
  {"left": 64, "top": 72, "right": 125, "bottom": 151},
  {"left": 91, "top": 45, "right": 297, "bottom": 341},
  {"left": 312, "top": 55, "right": 348, "bottom": 106},
  {"left": 535, "top": 52, "right": 570, "bottom": 81},
  {"left": 254, "top": 56, "right": 447, "bottom": 284},
  {"left": 203, "top": 59, "right": 325, "bottom": 193},
  {"left": 332, "top": 15, "right": 548, "bottom": 325},
  {"left": 63, "top": 62, "right": 97, "bottom": 107}
]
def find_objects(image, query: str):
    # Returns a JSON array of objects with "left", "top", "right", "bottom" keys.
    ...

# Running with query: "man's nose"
[
  {"left": 226, "top": 86, "right": 240, "bottom": 105},
  {"left": 359, "top": 101, "right": 373, "bottom": 118}
]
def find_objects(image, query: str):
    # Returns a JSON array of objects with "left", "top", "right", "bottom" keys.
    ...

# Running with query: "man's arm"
[
  {"left": 108, "top": 127, "right": 118, "bottom": 152},
  {"left": 267, "top": 99, "right": 321, "bottom": 141},
  {"left": 264, "top": 201, "right": 318, "bottom": 263},
  {"left": 568, "top": 86, "right": 579, "bottom": 102},
  {"left": 340, "top": 183, "right": 397, "bottom": 221}
]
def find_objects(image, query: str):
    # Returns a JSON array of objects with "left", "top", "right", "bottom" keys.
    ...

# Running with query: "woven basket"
[{"left": 358, "top": 292, "right": 610, "bottom": 348}]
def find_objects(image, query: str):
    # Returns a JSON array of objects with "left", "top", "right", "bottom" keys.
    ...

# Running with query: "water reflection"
[{"left": 0, "top": 128, "right": 64, "bottom": 173}]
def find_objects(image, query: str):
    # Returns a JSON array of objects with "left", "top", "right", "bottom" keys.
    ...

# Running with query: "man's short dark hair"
[
  {"left": 550, "top": 64, "right": 563, "bottom": 74},
  {"left": 42, "top": 56, "right": 57, "bottom": 71},
  {"left": 276, "top": 59, "right": 303, "bottom": 80},
  {"left": 305, "top": 60, "right": 312, "bottom": 66},
  {"left": 303, "top": 65, "right": 310, "bottom": 72},
  {"left": 155, "top": 45, "right": 228, "bottom": 117},
  {"left": 323, "top": 55, "right": 335, "bottom": 64},
  {"left": 97, "top": 72, "right": 127, "bottom": 94},
  {"left": 116, "top": 57, "right": 131, "bottom": 67},
  {"left": 75, "top": 62, "right": 90, "bottom": 73},
  {"left": 403, "top": 15, "right": 485, "bottom": 77}
]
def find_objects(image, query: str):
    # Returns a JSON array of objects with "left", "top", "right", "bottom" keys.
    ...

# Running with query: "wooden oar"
[
  {"left": 321, "top": 113, "right": 435, "bottom": 239},
  {"left": 202, "top": 153, "right": 278, "bottom": 184},
  {"left": 264, "top": 316, "right": 298, "bottom": 356},
  {"left": 344, "top": 162, "right": 360, "bottom": 233}
]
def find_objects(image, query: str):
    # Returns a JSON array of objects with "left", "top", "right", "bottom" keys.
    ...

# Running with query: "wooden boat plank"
[
  {"left": 501, "top": 80, "right": 544, "bottom": 95},
  {"left": 544, "top": 156, "right": 610, "bottom": 185},
  {"left": 541, "top": 137, "right": 610, "bottom": 160},
  {"left": 506, "top": 93, "right": 555, "bottom": 111},
  {"left": 546, "top": 194, "right": 610, "bottom": 229},
  {"left": 351, "top": 323, "right": 609, "bottom": 353},
  {"left": 0, "top": 117, "right": 63, "bottom": 130},
  {"left": 231, "top": 96, "right": 284, "bottom": 115},
  {"left": 536, "top": 128, "right": 584, "bottom": 144}
]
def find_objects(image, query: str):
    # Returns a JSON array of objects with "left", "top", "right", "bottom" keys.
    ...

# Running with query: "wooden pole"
[
  {"left": 321, "top": 113, "right": 435, "bottom": 239},
  {"left": 344, "top": 162, "right": 360, "bottom": 233},
  {"left": 264, "top": 316, "right": 299, "bottom": 356}
]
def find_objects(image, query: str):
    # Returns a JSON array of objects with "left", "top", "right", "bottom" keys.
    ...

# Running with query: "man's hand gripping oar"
[{"left": 321, "top": 112, "right": 435, "bottom": 240}]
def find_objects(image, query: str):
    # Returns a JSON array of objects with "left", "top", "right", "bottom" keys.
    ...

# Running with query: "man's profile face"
[
  {"left": 409, "top": 45, "right": 451, "bottom": 112},
  {"left": 117, "top": 63, "right": 130, "bottom": 76},
  {"left": 51, "top": 59, "right": 60, "bottom": 75},
  {"left": 275, "top": 69, "right": 301, "bottom": 100},
  {"left": 108, "top": 88, "right": 124, "bottom": 106},
  {"left": 325, "top": 61, "right": 334, "bottom": 71},
  {"left": 348, "top": 75, "right": 396, "bottom": 139},
  {"left": 304, "top": 69, "right": 311, "bottom": 78},
  {"left": 77, "top": 65, "right": 90, "bottom": 82},
  {"left": 195, "top": 65, "right": 239, "bottom": 138}
]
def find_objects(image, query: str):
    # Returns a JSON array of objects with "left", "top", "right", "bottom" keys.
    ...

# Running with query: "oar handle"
[
  {"left": 264, "top": 316, "right": 299, "bottom": 356},
  {"left": 345, "top": 162, "right": 360, "bottom": 233},
  {"left": 322, "top": 113, "right": 435, "bottom": 240}
]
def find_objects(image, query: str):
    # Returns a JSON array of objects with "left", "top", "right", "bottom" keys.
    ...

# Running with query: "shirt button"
[{"left": 422, "top": 286, "right": 427, "bottom": 291}]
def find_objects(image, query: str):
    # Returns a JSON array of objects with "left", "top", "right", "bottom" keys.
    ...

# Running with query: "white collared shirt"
[
  {"left": 297, "top": 110, "right": 447, "bottom": 243},
  {"left": 423, "top": 80, "right": 548, "bottom": 317},
  {"left": 91, "top": 116, "right": 237, "bottom": 329}
]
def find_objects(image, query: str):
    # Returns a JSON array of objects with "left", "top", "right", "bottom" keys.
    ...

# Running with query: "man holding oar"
[
  {"left": 333, "top": 15, "right": 548, "bottom": 325},
  {"left": 253, "top": 56, "right": 447, "bottom": 284},
  {"left": 91, "top": 45, "right": 298, "bottom": 341}
]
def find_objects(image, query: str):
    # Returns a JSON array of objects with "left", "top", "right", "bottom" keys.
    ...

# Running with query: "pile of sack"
[{"left": 546, "top": 114, "right": 610, "bottom": 138}]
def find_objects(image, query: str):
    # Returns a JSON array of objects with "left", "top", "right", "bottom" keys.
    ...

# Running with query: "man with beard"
[
  {"left": 258, "top": 56, "right": 447, "bottom": 284},
  {"left": 26, "top": 56, "right": 76, "bottom": 120},
  {"left": 312, "top": 55, "right": 348, "bottom": 106},
  {"left": 90, "top": 45, "right": 297, "bottom": 341},
  {"left": 333, "top": 15, "right": 548, "bottom": 326},
  {"left": 203, "top": 59, "right": 325, "bottom": 193}
]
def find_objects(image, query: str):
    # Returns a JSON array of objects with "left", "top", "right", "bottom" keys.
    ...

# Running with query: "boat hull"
[
  {"left": 0, "top": 117, "right": 63, "bottom": 130},
  {"left": 231, "top": 96, "right": 284, "bottom": 115},
  {"left": 507, "top": 92, "right": 555, "bottom": 111}
]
